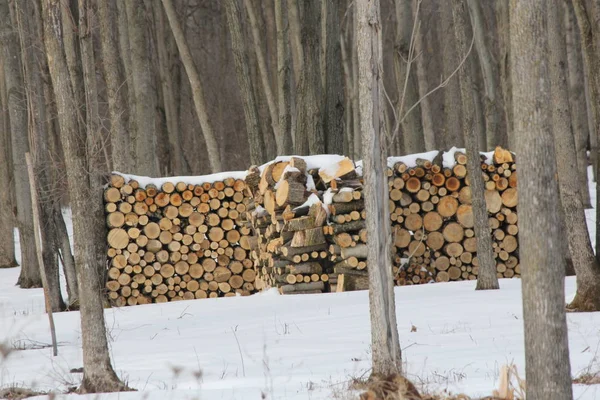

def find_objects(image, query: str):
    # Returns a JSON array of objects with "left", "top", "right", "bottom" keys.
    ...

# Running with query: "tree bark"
[
  {"left": 357, "top": 0, "right": 402, "bottom": 377},
  {"left": 161, "top": 0, "right": 222, "bottom": 172},
  {"left": 125, "top": 0, "right": 159, "bottom": 176},
  {"left": 0, "top": 0, "right": 41, "bottom": 287},
  {"left": 394, "top": 0, "right": 424, "bottom": 154},
  {"left": 324, "top": 0, "right": 345, "bottom": 155},
  {"left": 452, "top": 0, "right": 498, "bottom": 290},
  {"left": 223, "top": 0, "right": 266, "bottom": 165},
  {"left": 565, "top": 2, "right": 593, "bottom": 208},
  {"left": 496, "top": 0, "right": 514, "bottom": 148},
  {"left": 466, "top": 0, "right": 504, "bottom": 150},
  {"left": 42, "top": 0, "right": 128, "bottom": 392},
  {"left": 275, "top": 0, "right": 294, "bottom": 155},
  {"left": 295, "top": 0, "right": 324, "bottom": 155},
  {"left": 287, "top": 0, "right": 304, "bottom": 84},
  {"left": 97, "top": 0, "right": 133, "bottom": 173},
  {"left": 547, "top": 1, "right": 600, "bottom": 311},
  {"left": 510, "top": 1, "right": 574, "bottom": 398}
]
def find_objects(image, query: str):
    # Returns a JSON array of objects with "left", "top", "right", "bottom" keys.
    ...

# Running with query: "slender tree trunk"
[
  {"left": 466, "top": 0, "right": 503, "bottom": 150},
  {"left": 452, "top": 0, "right": 498, "bottom": 290},
  {"left": 287, "top": 0, "right": 304, "bottom": 84},
  {"left": 42, "top": 0, "right": 128, "bottom": 392},
  {"left": 352, "top": 5, "right": 361, "bottom": 159},
  {"left": 161, "top": 0, "right": 222, "bottom": 172},
  {"left": 275, "top": 0, "right": 294, "bottom": 155},
  {"left": 116, "top": 0, "right": 136, "bottom": 145},
  {"left": 496, "top": 0, "right": 513, "bottom": 149},
  {"left": 0, "top": 0, "right": 41, "bottom": 288},
  {"left": 0, "top": 63, "right": 16, "bottom": 269},
  {"left": 470, "top": 55, "right": 487, "bottom": 150},
  {"left": 412, "top": 0, "right": 435, "bottom": 150},
  {"left": 295, "top": 1, "right": 324, "bottom": 155},
  {"left": 324, "top": 0, "right": 345, "bottom": 154},
  {"left": 97, "top": 0, "right": 133, "bottom": 173},
  {"left": 125, "top": 0, "right": 159, "bottom": 176},
  {"left": 223, "top": 0, "right": 266, "bottom": 165},
  {"left": 511, "top": 1, "right": 574, "bottom": 398},
  {"left": 439, "top": 1, "right": 463, "bottom": 149},
  {"left": 565, "top": 2, "right": 593, "bottom": 208},
  {"left": 61, "top": 0, "right": 86, "bottom": 127},
  {"left": 340, "top": 30, "right": 354, "bottom": 157},
  {"left": 357, "top": 0, "right": 401, "bottom": 377},
  {"left": 394, "top": 0, "right": 424, "bottom": 154},
  {"left": 547, "top": 1, "right": 600, "bottom": 311}
]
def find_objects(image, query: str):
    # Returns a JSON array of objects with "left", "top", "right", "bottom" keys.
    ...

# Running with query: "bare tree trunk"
[
  {"left": 565, "top": 2, "right": 593, "bottom": 208},
  {"left": 42, "top": 0, "right": 128, "bottom": 392},
  {"left": 340, "top": 30, "right": 354, "bottom": 157},
  {"left": 439, "top": 1, "right": 463, "bottom": 149},
  {"left": 452, "top": 0, "right": 498, "bottom": 290},
  {"left": 394, "top": 0, "right": 424, "bottom": 154},
  {"left": 295, "top": 0, "right": 324, "bottom": 155},
  {"left": 547, "top": 1, "right": 600, "bottom": 311},
  {"left": 511, "top": 2, "right": 574, "bottom": 398},
  {"left": 161, "top": 0, "right": 222, "bottom": 172},
  {"left": 571, "top": 0, "right": 600, "bottom": 261},
  {"left": 116, "top": 0, "right": 136, "bottom": 144},
  {"left": 0, "top": 63, "right": 16, "bottom": 269},
  {"left": 287, "top": 0, "right": 304, "bottom": 85},
  {"left": 357, "top": 0, "right": 401, "bottom": 377},
  {"left": 352, "top": 5, "right": 361, "bottom": 159},
  {"left": 97, "top": 0, "right": 133, "bottom": 173},
  {"left": 470, "top": 54, "right": 487, "bottom": 150},
  {"left": 61, "top": 0, "right": 86, "bottom": 126},
  {"left": 412, "top": 0, "right": 435, "bottom": 150},
  {"left": 223, "top": 0, "right": 266, "bottom": 165},
  {"left": 496, "top": 0, "right": 513, "bottom": 148},
  {"left": 125, "top": 0, "right": 158, "bottom": 176},
  {"left": 466, "top": 0, "right": 503, "bottom": 150},
  {"left": 0, "top": 0, "right": 41, "bottom": 288},
  {"left": 275, "top": 0, "right": 294, "bottom": 155},
  {"left": 324, "top": 0, "right": 345, "bottom": 154}
]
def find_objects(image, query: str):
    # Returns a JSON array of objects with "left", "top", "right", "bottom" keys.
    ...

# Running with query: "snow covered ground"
[{"left": 0, "top": 169, "right": 599, "bottom": 399}]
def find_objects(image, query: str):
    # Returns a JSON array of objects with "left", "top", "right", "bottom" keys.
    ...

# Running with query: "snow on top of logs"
[
  {"left": 441, "top": 147, "right": 494, "bottom": 168},
  {"left": 258, "top": 154, "right": 348, "bottom": 173},
  {"left": 386, "top": 150, "right": 440, "bottom": 169},
  {"left": 110, "top": 170, "right": 248, "bottom": 188}
]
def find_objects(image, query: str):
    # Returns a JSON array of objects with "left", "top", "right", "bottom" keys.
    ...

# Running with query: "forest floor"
[{"left": 0, "top": 169, "right": 599, "bottom": 399}]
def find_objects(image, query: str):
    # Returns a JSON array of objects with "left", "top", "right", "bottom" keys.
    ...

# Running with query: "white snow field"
[{"left": 0, "top": 168, "right": 598, "bottom": 399}]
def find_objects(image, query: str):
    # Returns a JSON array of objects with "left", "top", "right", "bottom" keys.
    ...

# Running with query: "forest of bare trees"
[{"left": 2, "top": 0, "right": 600, "bottom": 397}]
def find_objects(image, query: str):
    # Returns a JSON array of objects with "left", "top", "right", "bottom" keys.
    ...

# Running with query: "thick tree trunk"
[
  {"left": 275, "top": 0, "right": 294, "bottom": 155},
  {"left": 466, "top": 0, "right": 504, "bottom": 150},
  {"left": 511, "top": 1, "right": 574, "bottom": 398},
  {"left": 125, "top": 0, "right": 159, "bottom": 176},
  {"left": 547, "top": 1, "right": 600, "bottom": 311},
  {"left": 324, "top": 0, "right": 344, "bottom": 155},
  {"left": 0, "top": 0, "right": 41, "bottom": 287},
  {"left": 565, "top": 2, "right": 593, "bottom": 208},
  {"left": 0, "top": 67, "right": 16, "bottom": 269},
  {"left": 295, "top": 0, "right": 324, "bottom": 155},
  {"left": 42, "top": 0, "right": 128, "bottom": 392},
  {"left": 357, "top": 0, "right": 401, "bottom": 377},
  {"left": 223, "top": 0, "right": 266, "bottom": 165},
  {"left": 439, "top": 1, "right": 463, "bottom": 149},
  {"left": 161, "top": 0, "right": 222, "bottom": 172},
  {"left": 97, "top": 0, "right": 133, "bottom": 173},
  {"left": 287, "top": 0, "right": 304, "bottom": 85},
  {"left": 452, "top": 0, "right": 498, "bottom": 290},
  {"left": 394, "top": 0, "right": 424, "bottom": 154}
]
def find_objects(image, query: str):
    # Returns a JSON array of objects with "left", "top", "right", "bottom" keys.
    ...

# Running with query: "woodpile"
[
  {"left": 390, "top": 147, "right": 519, "bottom": 285},
  {"left": 104, "top": 172, "right": 258, "bottom": 306}
]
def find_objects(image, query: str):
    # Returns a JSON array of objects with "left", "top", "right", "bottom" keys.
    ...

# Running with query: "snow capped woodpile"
[{"left": 103, "top": 147, "right": 519, "bottom": 306}]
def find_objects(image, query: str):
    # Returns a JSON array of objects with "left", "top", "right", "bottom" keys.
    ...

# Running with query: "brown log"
[
  {"left": 276, "top": 180, "right": 307, "bottom": 206},
  {"left": 423, "top": 211, "right": 443, "bottom": 232},
  {"left": 445, "top": 242, "right": 464, "bottom": 258},
  {"left": 394, "top": 228, "right": 411, "bottom": 248},
  {"left": 434, "top": 256, "right": 450, "bottom": 271},
  {"left": 407, "top": 241, "right": 426, "bottom": 257},
  {"left": 404, "top": 214, "right": 423, "bottom": 231},
  {"left": 426, "top": 231, "right": 445, "bottom": 250},
  {"left": 448, "top": 266, "right": 462, "bottom": 280},
  {"left": 318, "top": 157, "right": 355, "bottom": 183},
  {"left": 445, "top": 177, "right": 460, "bottom": 192},
  {"left": 336, "top": 274, "right": 368, "bottom": 292},
  {"left": 463, "top": 237, "right": 477, "bottom": 253},
  {"left": 328, "top": 200, "right": 364, "bottom": 215},
  {"left": 502, "top": 235, "right": 518, "bottom": 253},
  {"left": 340, "top": 244, "right": 368, "bottom": 259},
  {"left": 458, "top": 186, "right": 472, "bottom": 204},
  {"left": 329, "top": 220, "right": 366, "bottom": 234},
  {"left": 452, "top": 164, "right": 467, "bottom": 178},
  {"left": 405, "top": 177, "right": 421, "bottom": 193},
  {"left": 493, "top": 147, "right": 513, "bottom": 164},
  {"left": 108, "top": 228, "right": 129, "bottom": 249},
  {"left": 242, "top": 268, "right": 256, "bottom": 282},
  {"left": 456, "top": 204, "right": 474, "bottom": 228},
  {"left": 437, "top": 196, "right": 458, "bottom": 217},
  {"left": 501, "top": 188, "right": 518, "bottom": 208},
  {"left": 484, "top": 190, "right": 503, "bottom": 213}
]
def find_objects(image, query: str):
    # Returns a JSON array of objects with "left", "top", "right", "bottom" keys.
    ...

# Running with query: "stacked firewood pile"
[
  {"left": 390, "top": 147, "right": 519, "bottom": 285},
  {"left": 103, "top": 173, "right": 258, "bottom": 306}
]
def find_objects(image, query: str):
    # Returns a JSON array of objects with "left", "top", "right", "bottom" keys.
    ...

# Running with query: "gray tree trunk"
[
  {"left": 439, "top": 1, "right": 463, "bottom": 149},
  {"left": 97, "top": 0, "right": 133, "bottom": 173},
  {"left": 0, "top": 0, "right": 41, "bottom": 288},
  {"left": 357, "top": 0, "right": 402, "bottom": 377},
  {"left": 41, "top": 0, "right": 128, "bottom": 392},
  {"left": 116, "top": 0, "right": 136, "bottom": 143},
  {"left": 510, "top": 1, "right": 574, "bottom": 398},
  {"left": 495, "top": 0, "right": 513, "bottom": 149},
  {"left": 452, "top": 0, "right": 498, "bottom": 290},
  {"left": 161, "top": 0, "right": 222, "bottom": 172},
  {"left": 394, "top": 0, "right": 424, "bottom": 154},
  {"left": 287, "top": 0, "right": 304, "bottom": 85},
  {"left": 295, "top": 0, "right": 324, "bottom": 155},
  {"left": 0, "top": 64, "right": 16, "bottom": 269},
  {"left": 548, "top": 1, "right": 600, "bottom": 311},
  {"left": 324, "top": 0, "right": 344, "bottom": 155},
  {"left": 565, "top": 2, "right": 593, "bottom": 208},
  {"left": 223, "top": 0, "right": 266, "bottom": 165},
  {"left": 275, "top": 0, "right": 294, "bottom": 155},
  {"left": 125, "top": 0, "right": 159, "bottom": 176}
]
